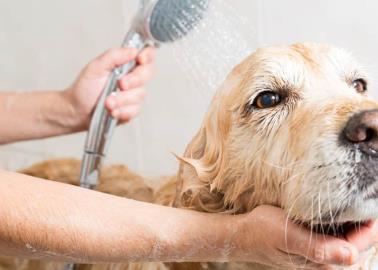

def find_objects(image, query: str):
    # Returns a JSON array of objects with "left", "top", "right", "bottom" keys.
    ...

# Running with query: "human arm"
[
  {"left": 0, "top": 47, "right": 155, "bottom": 144},
  {"left": 0, "top": 170, "right": 372, "bottom": 267},
  {"left": 0, "top": 170, "right": 242, "bottom": 263}
]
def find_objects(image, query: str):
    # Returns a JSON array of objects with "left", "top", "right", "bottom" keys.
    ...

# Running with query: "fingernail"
[
  {"left": 107, "top": 98, "right": 116, "bottom": 109},
  {"left": 112, "top": 109, "right": 120, "bottom": 118},
  {"left": 340, "top": 247, "right": 357, "bottom": 265},
  {"left": 122, "top": 80, "right": 130, "bottom": 90},
  {"left": 340, "top": 247, "right": 351, "bottom": 258},
  {"left": 126, "top": 47, "right": 137, "bottom": 55},
  {"left": 139, "top": 55, "right": 148, "bottom": 64}
]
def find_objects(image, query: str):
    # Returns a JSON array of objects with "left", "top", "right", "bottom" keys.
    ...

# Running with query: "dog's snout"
[{"left": 344, "top": 109, "right": 378, "bottom": 155}]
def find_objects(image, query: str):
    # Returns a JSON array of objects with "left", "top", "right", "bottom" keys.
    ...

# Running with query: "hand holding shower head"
[{"left": 80, "top": 0, "right": 210, "bottom": 189}]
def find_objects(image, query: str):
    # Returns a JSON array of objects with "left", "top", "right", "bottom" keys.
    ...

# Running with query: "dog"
[{"left": 1, "top": 43, "right": 378, "bottom": 270}]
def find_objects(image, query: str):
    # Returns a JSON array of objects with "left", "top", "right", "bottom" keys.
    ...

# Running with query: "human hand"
[
  {"left": 342, "top": 220, "right": 378, "bottom": 269},
  {"left": 228, "top": 205, "right": 375, "bottom": 269},
  {"left": 345, "top": 220, "right": 378, "bottom": 252},
  {"left": 64, "top": 46, "right": 156, "bottom": 129}
]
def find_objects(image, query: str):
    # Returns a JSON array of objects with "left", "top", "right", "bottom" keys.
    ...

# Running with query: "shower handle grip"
[
  {"left": 79, "top": 61, "right": 134, "bottom": 188},
  {"left": 79, "top": 32, "right": 147, "bottom": 189}
]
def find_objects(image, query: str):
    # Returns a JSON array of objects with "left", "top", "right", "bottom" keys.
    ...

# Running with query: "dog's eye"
[
  {"left": 352, "top": 79, "right": 367, "bottom": 93},
  {"left": 253, "top": 91, "right": 282, "bottom": 109}
]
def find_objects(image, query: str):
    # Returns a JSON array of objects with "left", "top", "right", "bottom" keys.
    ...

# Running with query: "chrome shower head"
[
  {"left": 133, "top": 0, "right": 210, "bottom": 44},
  {"left": 149, "top": 0, "right": 209, "bottom": 42}
]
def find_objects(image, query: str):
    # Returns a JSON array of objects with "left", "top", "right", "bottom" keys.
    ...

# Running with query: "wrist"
[
  {"left": 195, "top": 213, "right": 255, "bottom": 262},
  {"left": 170, "top": 212, "right": 246, "bottom": 262},
  {"left": 60, "top": 88, "right": 90, "bottom": 132},
  {"left": 205, "top": 214, "right": 243, "bottom": 262},
  {"left": 223, "top": 213, "right": 259, "bottom": 262}
]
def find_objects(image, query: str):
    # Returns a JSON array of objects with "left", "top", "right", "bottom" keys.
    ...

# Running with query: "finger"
[
  {"left": 275, "top": 249, "right": 324, "bottom": 270},
  {"left": 256, "top": 205, "right": 360, "bottom": 266},
  {"left": 318, "top": 265, "right": 345, "bottom": 270},
  {"left": 137, "top": 47, "right": 156, "bottom": 65},
  {"left": 345, "top": 220, "right": 378, "bottom": 252},
  {"left": 89, "top": 47, "right": 138, "bottom": 74},
  {"left": 111, "top": 105, "right": 141, "bottom": 122},
  {"left": 118, "top": 63, "right": 154, "bottom": 91},
  {"left": 285, "top": 227, "right": 359, "bottom": 266},
  {"left": 105, "top": 88, "right": 147, "bottom": 111},
  {"left": 275, "top": 248, "right": 345, "bottom": 270}
]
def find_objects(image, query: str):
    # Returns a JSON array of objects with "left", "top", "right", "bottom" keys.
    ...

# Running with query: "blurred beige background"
[{"left": 0, "top": 0, "right": 377, "bottom": 177}]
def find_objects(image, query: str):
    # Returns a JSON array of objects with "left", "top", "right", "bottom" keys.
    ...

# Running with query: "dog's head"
[{"left": 177, "top": 43, "right": 378, "bottom": 231}]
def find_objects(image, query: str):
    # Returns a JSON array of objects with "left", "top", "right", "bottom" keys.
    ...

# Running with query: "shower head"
[{"left": 133, "top": 0, "right": 210, "bottom": 44}]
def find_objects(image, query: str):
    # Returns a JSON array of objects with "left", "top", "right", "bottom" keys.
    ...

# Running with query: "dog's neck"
[{"left": 173, "top": 125, "right": 283, "bottom": 214}]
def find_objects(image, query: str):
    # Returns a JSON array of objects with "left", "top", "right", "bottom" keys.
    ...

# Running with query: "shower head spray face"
[
  {"left": 149, "top": 0, "right": 210, "bottom": 43},
  {"left": 134, "top": 0, "right": 210, "bottom": 44}
]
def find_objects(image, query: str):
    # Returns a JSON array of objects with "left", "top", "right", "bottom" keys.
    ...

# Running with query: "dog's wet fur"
[{"left": 2, "top": 43, "right": 378, "bottom": 269}]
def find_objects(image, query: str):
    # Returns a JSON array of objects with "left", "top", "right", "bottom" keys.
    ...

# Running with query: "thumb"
[
  {"left": 283, "top": 221, "right": 359, "bottom": 266},
  {"left": 345, "top": 220, "right": 378, "bottom": 252}
]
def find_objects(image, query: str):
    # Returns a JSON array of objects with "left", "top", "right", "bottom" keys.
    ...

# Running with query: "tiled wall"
[{"left": 0, "top": 0, "right": 377, "bottom": 176}]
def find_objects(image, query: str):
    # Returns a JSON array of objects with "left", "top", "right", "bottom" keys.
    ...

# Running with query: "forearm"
[
  {"left": 0, "top": 91, "right": 84, "bottom": 144},
  {"left": 0, "top": 170, "right": 236, "bottom": 263}
]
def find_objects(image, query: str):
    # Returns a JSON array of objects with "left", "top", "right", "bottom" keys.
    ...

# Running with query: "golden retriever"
[{"left": 2, "top": 43, "right": 378, "bottom": 270}]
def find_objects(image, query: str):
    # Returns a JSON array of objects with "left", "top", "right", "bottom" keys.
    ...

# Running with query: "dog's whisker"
[
  {"left": 281, "top": 170, "right": 308, "bottom": 186},
  {"left": 284, "top": 193, "right": 305, "bottom": 269},
  {"left": 317, "top": 191, "right": 326, "bottom": 237},
  {"left": 326, "top": 181, "right": 338, "bottom": 236},
  {"left": 300, "top": 198, "right": 315, "bottom": 270},
  {"left": 259, "top": 157, "right": 314, "bottom": 171}
]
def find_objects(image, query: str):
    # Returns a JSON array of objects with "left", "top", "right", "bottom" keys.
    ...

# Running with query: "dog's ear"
[{"left": 175, "top": 92, "right": 233, "bottom": 212}]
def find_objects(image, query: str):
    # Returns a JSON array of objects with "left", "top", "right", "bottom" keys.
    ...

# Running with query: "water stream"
[{"left": 170, "top": 0, "right": 257, "bottom": 101}]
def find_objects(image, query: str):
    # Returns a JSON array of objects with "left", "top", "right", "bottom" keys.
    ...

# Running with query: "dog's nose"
[{"left": 344, "top": 109, "right": 378, "bottom": 155}]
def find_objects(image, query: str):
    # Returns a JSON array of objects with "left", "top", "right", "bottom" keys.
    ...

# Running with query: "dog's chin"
[
  {"left": 309, "top": 221, "right": 371, "bottom": 237},
  {"left": 306, "top": 199, "right": 378, "bottom": 237}
]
